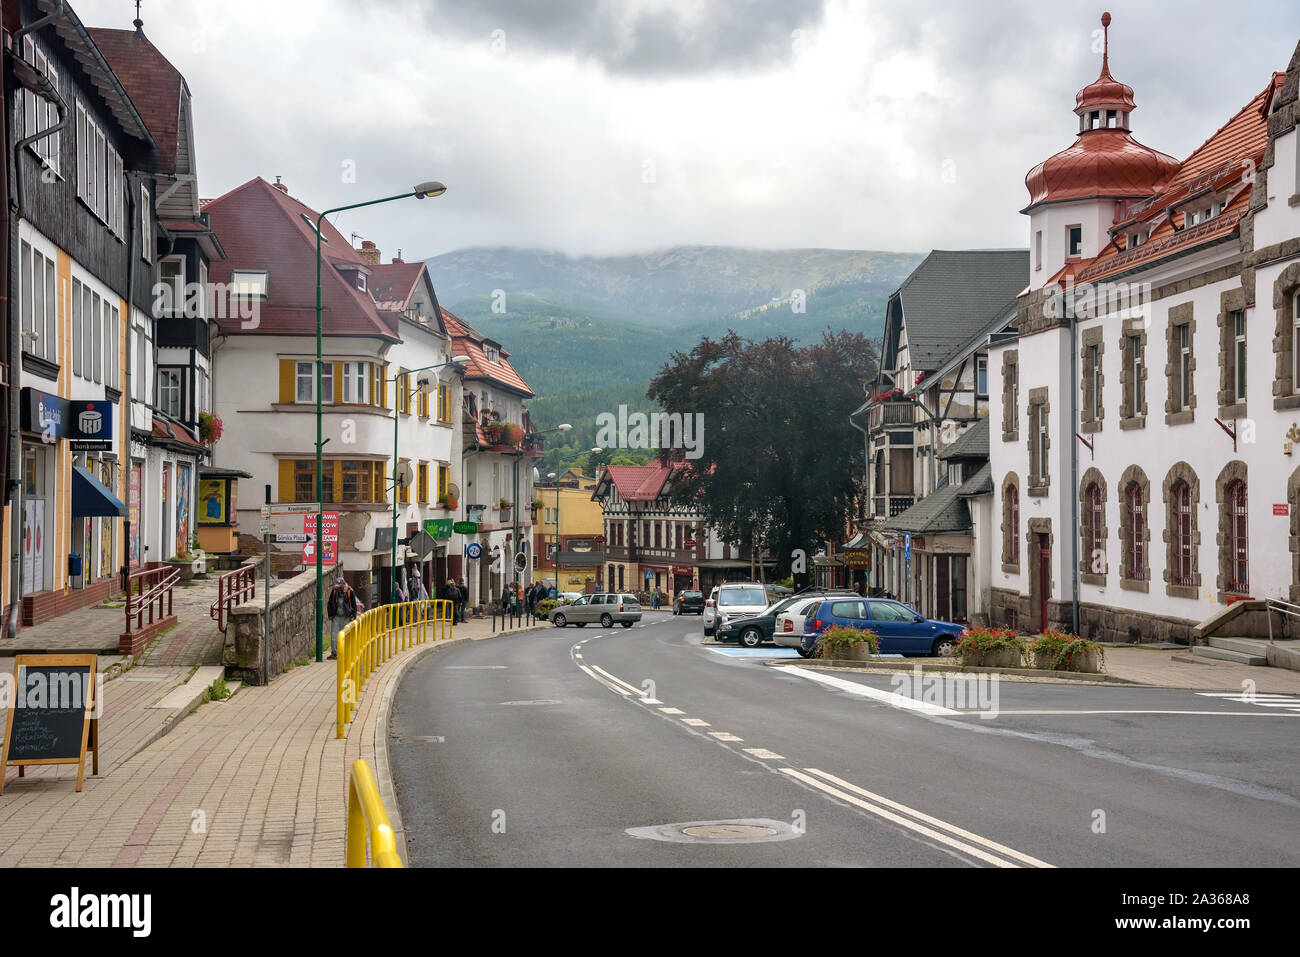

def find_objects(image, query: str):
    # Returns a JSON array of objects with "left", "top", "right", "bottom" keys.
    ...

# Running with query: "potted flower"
[
  {"left": 198, "top": 411, "right": 223, "bottom": 446},
  {"left": 1029, "top": 630, "right": 1105, "bottom": 673},
  {"left": 500, "top": 422, "right": 524, "bottom": 446},
  {"left": 955, "top": 627, "right": 1026, "bottom": 668},
  {"left": 814, "top": 625, "right": 880, "bottom": 661},
  {"left": 482, "top": 420, "right": 504, "bottom": 445}
]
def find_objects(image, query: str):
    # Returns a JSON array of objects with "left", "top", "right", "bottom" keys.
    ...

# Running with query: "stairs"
[{"left": 1191, "top": 636, "right": 1274, "bottom": 667}]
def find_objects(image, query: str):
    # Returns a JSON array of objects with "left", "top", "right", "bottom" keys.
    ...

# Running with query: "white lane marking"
[
  {"left": 744, "top": 748, "right": 784, "bottom": 760},
  {"left": 1197, "top": 692, "right": 1300, "bottom": 698},
  {"left": 776, "top": 666, "right": 959, "bottom": 715},
  {"left": 642, "top": 698, "right": 664, "bottom": 705},
  {"left": 681, "top": 718, "right": 710, "bottom": 727},
  {"left": 446, "top": 665, "right": 507, "bottom": 669},
  {"left": 589, "top": 664, "right": 654, "bottom": 700},
  {"left": 781, "top": 768, "right": 1050, "bottom": 869},
  {"left": 803, "top": 768, "right": 1053, "bottom": 868},
  {"left": 659, "top": 707, "right": 685, "bottom": 715},
  {"left": 708, "top": 732, "right": 744, "bottom": 742},
  {"left": 574, "top": 653, "right": 583, "bottom": 659},
  {"left": 579, "top": 664, "right": 631, "bottom": 695}
]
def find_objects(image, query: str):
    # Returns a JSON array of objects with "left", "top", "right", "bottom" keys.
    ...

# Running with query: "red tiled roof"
[
  {"left": 152, "top": 416, "right": 206, "bottom": 452},
  {"left": 442, "top": 308, "right": 533, "bottom": 396},
  {"left": 87, "top": 28, "right": 184, "bottom": 175},
  {"left": 368, "top": 261, "right": 425, "bottom": 310},
  {"left": 204, "top": 178, "right": 398, "bottom": 340},
  {"left": 603, "top": 464, "right": 672, "bottom": 501},
  {"left": 1073, "top": 75, "right": 1281, "bottom": 284}
]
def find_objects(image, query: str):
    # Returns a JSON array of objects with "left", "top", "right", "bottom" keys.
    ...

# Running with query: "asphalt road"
[{"left": 389, "top": 611, "right": 1300, "bottom": 867}]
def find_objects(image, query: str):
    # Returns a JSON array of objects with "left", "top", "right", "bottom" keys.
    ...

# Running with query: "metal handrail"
[
  {"left": 346, "top": 759, "right": 403, "bottom": 868},
  {"left": 210, "top": 564, "right": 256, "bottom": 632},
  {"left": 124, "top": 565, "right": 178, "bottom": 637},
  {"left": 1265, "top": 597, "right": 1300, "bottom": 644},
  {"left": 336, "top": 599, "right": 454, "bottom": 739}
]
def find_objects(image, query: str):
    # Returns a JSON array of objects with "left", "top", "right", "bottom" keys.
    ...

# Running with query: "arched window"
[
  {"left": 1226, "top": 480, "right": 1248, "bottom": 593},
  {"left": 1006, "top": 485, "right": 1020, "bottom": 564},
  {"left": 1084, "top": 483, "right": 1105, "bottom": 572},
  {"left": 1172, "top": 480, "right": 1194, "bottom": 586},
  {"left": 1126, "top": 482, "right": 1145, "bottom": 580}
]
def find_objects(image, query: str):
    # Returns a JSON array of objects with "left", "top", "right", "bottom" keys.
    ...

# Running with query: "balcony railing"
[
  {"left": 873, "top": 495, "right": 915, "bottom": 518},
  {"left": 870, "top": 401, "right": 915, "bottom": 430}
]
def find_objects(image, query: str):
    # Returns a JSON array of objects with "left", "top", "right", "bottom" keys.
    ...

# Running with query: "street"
[{"left": 389, "top": 612, "right": 1300, "bottom": 867}]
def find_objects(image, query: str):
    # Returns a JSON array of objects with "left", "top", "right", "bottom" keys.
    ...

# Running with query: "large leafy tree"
[{"left": 647, "top": 330, "right": 876, "bottom": 582}]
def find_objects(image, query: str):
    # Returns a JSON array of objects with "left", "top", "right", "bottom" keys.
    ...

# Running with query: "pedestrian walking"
[
  {"left": 456, "top": 578, "right": 468, "bottom": 622},
  {"left": 327, "top": 576, "right": 358, "bottom": 659}
]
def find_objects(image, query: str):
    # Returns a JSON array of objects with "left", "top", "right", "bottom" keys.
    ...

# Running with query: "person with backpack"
[{"left": 327, "top": 576, "right": 358, "bottom": 659}]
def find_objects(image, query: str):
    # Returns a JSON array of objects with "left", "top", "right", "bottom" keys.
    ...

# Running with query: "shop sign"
[{"left": 843, "top": 549, "right": 871, "bottom": 569}]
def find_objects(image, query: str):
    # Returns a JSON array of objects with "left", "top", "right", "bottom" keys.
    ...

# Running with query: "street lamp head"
[
  {"left": 450, "top": 354, "right": 470, "bottom": 365},
  {"left": 557, "top": 423, "right": 572, "bottom": 431},
  {"left": 413, "top": 181, "right": 447, "bottom": 199}
]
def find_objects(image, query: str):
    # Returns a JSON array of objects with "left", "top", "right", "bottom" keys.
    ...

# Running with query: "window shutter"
[
  {"left": 375, "top": 461, "right": 386, "bottom": 504},
  {"left": 333, "top": 461, "right": 343, "bottom": 502},
  {"left": 278, "top": 359, "right": 294, "bottom": 403},
  {"left": 277, "top": 459, "right": 295, "bottom": 502}
]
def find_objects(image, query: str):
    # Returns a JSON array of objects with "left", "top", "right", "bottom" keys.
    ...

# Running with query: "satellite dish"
[
  {"left": 393, "top": 461, "right": 414, "bottom": 489},
  {"left": 447, "top": 482, "right": 461, "bottom": 499},
  {"left": 415, "top": 372, "right": 437, "bottom": 394}
]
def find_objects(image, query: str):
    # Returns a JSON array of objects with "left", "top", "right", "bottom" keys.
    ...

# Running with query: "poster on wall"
[
  {"left": 161, "top": 464, "right": 171, "bottom": 559},
  {"left": 303, "top": 512, "right": 338, "bottom": 566},
  {"left": 25, "top": 500, "right": 45, "bottom": 593},
  {"left": 176, "top": 463, "right": 191, "bottom": 556},
  {"left": 100, "top": 461, "right": 114, "bottom": 579},
  {"left": 129, "top": 465, "right": 141, "bottom": 569},
  {"left": 198, "top": 478, "right": 226, "bottom": 524}
]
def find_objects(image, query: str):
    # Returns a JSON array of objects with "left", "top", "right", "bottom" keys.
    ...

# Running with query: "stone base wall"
[
  {"left": 224, "top": 566, "right": 338, "bottom": 685},
  {"left": 989, "top": 587, "right": 1197, "bottom": 644}
]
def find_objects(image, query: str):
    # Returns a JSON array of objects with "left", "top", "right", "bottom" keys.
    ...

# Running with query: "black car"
[
  {"left": 716, "top": 590, "right": 859, "bottom": 647},
  {"left": 673, "top": 591, "right": 705, "bottom": 615}
]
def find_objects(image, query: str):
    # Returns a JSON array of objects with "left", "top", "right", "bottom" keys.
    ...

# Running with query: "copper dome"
[{"left": 1024, "top": 13, "right": 1179, "bottom": 210}]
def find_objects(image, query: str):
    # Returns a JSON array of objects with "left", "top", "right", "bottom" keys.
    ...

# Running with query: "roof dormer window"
[
  {"left": 232, "top": 269, "right": 268, "bottom": 299},
  {"left": 357, "top": 273, "right": 366, "bottom": 292},
  {"left": 484, "top": 346, "right": 499, "bottom": 363}
]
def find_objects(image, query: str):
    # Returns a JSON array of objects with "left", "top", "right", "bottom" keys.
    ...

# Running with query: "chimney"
[
  {"left": 359, "top": 240, "right": 381, "bottom": 266},
  {"left": 271, "top": 175, "right": 288, "bottom": 194},
  {"left": 391, "top": 255, "right": 404, "bottom": 265}
]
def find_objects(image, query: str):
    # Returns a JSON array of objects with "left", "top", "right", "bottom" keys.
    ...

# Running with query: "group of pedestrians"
[{"left": 499, "top": 580, "right": 552, "bottom": 618}]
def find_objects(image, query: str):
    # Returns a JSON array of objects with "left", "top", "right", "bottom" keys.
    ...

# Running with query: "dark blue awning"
[{"left": 72, "top": 466, "right": 126, "bottom": 518}]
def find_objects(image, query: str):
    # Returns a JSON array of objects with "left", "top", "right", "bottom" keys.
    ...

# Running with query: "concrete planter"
[
  {"left": 961, "top": 647, "right": 1023, "bottom": 669},
  {"left": 1033, "top": 650, "right": 1102, "bottom": 673},
  {"left": 166, "top": 558, "right": 196, "bottom": 583},
  {"left": 821, "top": 641, "right": 877, "bottom": 661}
]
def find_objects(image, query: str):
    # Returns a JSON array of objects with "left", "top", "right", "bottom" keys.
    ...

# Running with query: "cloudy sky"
[{"left": 76, "top": 0, "right": 1300, "bottom": 259}]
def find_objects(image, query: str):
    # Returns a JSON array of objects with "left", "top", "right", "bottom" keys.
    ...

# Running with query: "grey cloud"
[{"left": 405, "top": 0, "right": 827, "bottom": 75}]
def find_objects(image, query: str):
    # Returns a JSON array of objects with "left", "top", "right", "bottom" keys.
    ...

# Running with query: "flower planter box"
[
  {"left": 962, "top": 647, "right": 1023, "bottom": 669},
  {"left": 1033, "top": 650, "right": 1102, "bottom": 673},
  {"left": 166, "top": 558, "right": 196, "bottom": 584}
]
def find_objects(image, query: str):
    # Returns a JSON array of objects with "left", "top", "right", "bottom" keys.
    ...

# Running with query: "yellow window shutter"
[
  {"left": 333, "top": 362, "right": 343, "bottom": 404},
  {"left": 279, "top": 359, "right": 295, "bottom": 403},
  {"left": 375, "top": 461, "right": 386, "bottom": 504},
  {"left": 277, "top": 459, "right": 295, "bottom": 501},
  {"left": 333, "top": 461, "right": 343, "bottom": 502}
]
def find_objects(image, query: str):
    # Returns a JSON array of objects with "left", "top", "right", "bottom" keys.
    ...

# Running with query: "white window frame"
[
  {"left": 976, "top": 355, "right": 988, "bottom": 397},
  {"left": 1131, "top": 334, "right": 1144, "bottom": 412},
  {"left": 71, "top": 278, "right": 83, "bottom": 377},
  {"left": 342, "top": 361, "right": 369, "bottom": 404},
  {"left": 1178, "top": 324, "right": 1192, "bottom": 411},
  {"left": 295, "top": 361, "right": 314, "bottom": 403},
  {"left": 158, "top": 368, "right": 183, "bottom": 418},
  {"left": 231, "top": 270, "right": 268, "bottom": 299},
  {"left": 1066, "top": 225, "right": 1083, "bottom": 259},
  {"left": 1233, "top": 311, "right": 1246, "bottom": 403},
  {"left": 20, "top": 37, "right": 60, "bottom": 177},
  {"left": 18, "top": 233, "right": 58, "bottom": 364},
  {"left": 157, "top": 256, "right": 185, "bottom": 318},
  {"left": 140, "top": 184, "right": 152, "bottom": 263}
]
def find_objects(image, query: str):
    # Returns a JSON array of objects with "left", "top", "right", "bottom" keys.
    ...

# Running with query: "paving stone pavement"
[{"left": 0, "top": 614, "right": 544, "bottom": 867}]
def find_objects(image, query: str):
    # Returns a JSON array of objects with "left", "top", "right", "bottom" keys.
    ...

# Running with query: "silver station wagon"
[{"left": 549, "top": 593, "right": 643, "bottom": 629}]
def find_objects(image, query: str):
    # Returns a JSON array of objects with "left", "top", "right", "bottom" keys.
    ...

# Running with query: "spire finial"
[
  {"left": 1101, "top": 12, "right": 1111, "bottom": 70},
  {"left": 133, "top": 0, "right": 143, "bottom": 35}
]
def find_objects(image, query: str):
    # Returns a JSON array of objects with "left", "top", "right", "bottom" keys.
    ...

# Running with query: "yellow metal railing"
[
  {"left": 336, "top": 599, "right": 453, "bottom": 739},
  {"left": 346, "top": 759, "right": 403, "bottom": 868}
]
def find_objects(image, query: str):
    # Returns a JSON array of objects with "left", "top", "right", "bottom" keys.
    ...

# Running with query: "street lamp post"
[
  {"left": 547, "top": 471, "right": 560, "bottom": 593},
  {"left": 313, "top": 181, "right": 446, "bottom": 661},
  {"left": 388, "top": 357, "right": 469, "bottom": 603}
]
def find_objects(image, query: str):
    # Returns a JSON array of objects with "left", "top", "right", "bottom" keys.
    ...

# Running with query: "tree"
[{"left": 648, "top": 330, "right": 876, "bottom": 584}]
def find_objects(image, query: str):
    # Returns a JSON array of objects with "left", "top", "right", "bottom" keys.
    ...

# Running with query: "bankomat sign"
[{"left": 20, "top": 389, "right": 115, "bottom": 451}]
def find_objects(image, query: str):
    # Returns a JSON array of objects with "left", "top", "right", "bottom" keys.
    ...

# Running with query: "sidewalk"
[
  {"left": 0, "top": 614, "right": 543, "bottom": 867},
  {"left": 1102, "top": 644, "right": 1300, "bottom": 694}
]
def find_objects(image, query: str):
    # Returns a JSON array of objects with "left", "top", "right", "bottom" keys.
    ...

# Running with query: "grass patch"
[{"left": 201, "top": 676, "right": 233, "bottom": 702}]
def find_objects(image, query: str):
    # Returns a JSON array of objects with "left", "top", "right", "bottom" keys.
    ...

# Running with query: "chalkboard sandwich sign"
[{"left": 1, "top": 654, "right": 100, "bottom": 794}]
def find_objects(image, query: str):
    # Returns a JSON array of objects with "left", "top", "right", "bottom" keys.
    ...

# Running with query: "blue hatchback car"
[{"left": 798, "top": 597, "right": 963, "bottom": 657}]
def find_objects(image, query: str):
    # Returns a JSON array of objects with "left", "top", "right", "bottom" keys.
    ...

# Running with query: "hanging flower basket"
[{"left": 198, "top": 411, "right": 223, "bottom": 446}]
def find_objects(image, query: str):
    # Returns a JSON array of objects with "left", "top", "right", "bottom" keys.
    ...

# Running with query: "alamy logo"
[
  {"left": 49, "top": 888, "right": 151, "bottom": 937},
  {"left": 594, "top": 405, "right": 704, "bottom": 460}
]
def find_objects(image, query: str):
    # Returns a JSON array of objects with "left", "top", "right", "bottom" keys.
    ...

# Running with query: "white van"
[{"left": 703, "top": 582, "right": 769, "bottom": 637}]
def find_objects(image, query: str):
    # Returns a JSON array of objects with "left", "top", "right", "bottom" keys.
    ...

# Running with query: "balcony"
[
  {"left": 872, "top": 496, "right": 915, "bottom": 518},
  {"left": 869, "top": 400, "right": 915, "bottom": 432}
]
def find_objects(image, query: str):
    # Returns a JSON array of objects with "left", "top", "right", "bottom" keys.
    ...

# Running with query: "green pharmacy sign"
[
  {"left": 425, "top": 519, "right": 454, "bottom": 540},
  {"left": 452, "top": 521, "right": 478, "bottom": 535}
]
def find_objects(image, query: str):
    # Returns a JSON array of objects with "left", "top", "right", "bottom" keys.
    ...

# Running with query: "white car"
[
  {"left": 775, "top": 597, "right": 829, "bottom": 657},
  {"left": 704, "top": 582, "right": 769, "bottom": 638}
]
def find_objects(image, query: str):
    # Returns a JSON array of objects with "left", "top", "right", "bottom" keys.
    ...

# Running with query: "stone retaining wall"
[{"left": 224, "top": 566, "right": 338, "bottom": 685}]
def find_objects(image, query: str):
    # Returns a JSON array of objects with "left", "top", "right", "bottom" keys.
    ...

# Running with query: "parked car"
[
  {"left": 550, "top": 592, "right": 643, "bottom": 629},
  {"left": 717, "top": 590, "right": 857, "bottom": 647},
  {"left": 673, "top": 590, "right": 705, "bottom": 615},
  {"left": 703, "top": 582, "right": 769, "bottom": 637},
  {"left": 558, "top": 592, "right": 583, "bottom": 602},
  {"left": 782, "top": 597, "right": 963, "bottom": 658},
  {"left": 774, "top": 598, "right": 832, "bottom": 657}
]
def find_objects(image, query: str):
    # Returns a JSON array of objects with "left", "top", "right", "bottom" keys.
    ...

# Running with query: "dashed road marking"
[
  {"left": 659, "top": 707, "right": 685, "bottom": 715},
  {"left": 743, "top": 748, "right": 784, "bottom": 760},
  {"left": 681, "top": 718, "right": 710, "bottom": 727},
  {"left": 708, "top": 732, "right": 744, "bottom": 742}
]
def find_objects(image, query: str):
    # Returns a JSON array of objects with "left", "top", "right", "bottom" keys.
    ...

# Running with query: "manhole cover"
[
  {"left": 681, "top": 824, "right": 776, "bottom": 839},
  {"left": 626, "top": 818, "right": 800, "bottom": 844}
]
